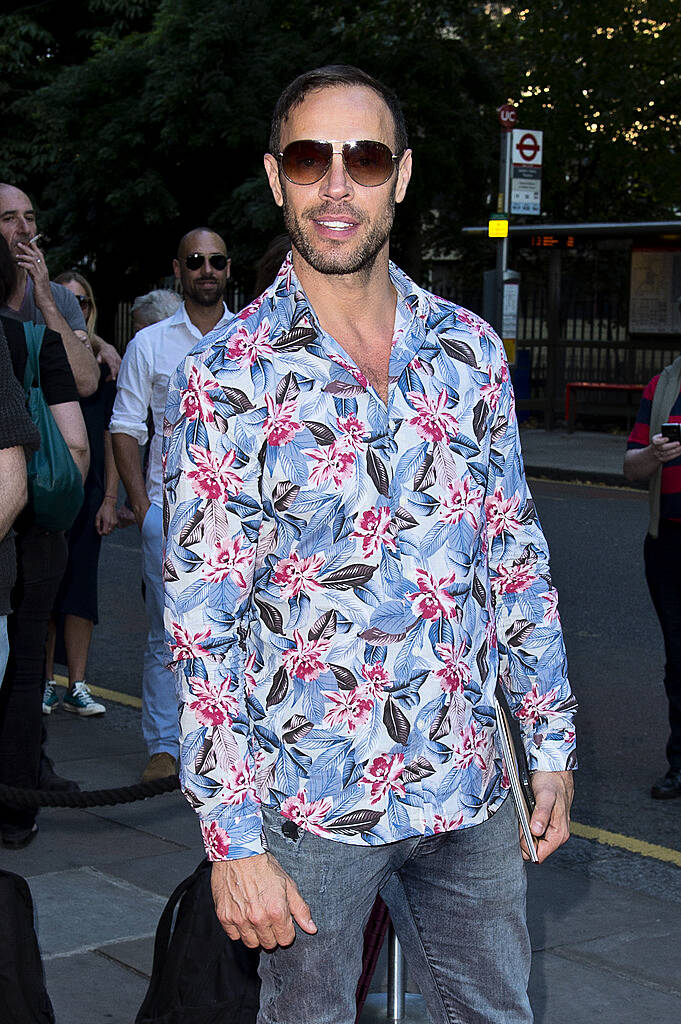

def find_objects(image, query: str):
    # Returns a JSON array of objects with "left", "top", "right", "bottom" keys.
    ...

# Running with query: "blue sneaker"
[
  {"left": 63, "top": 681, "right": 106, "bottom": 717},
  {"left": 42, "top": 680, "right": 59, "bottom": 715}
]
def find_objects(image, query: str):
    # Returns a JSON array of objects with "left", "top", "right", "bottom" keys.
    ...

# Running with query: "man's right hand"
[
  {"left": 651, "top": 432, "right": 681, "bottom": 465},
  {"left": 211, "top": 852, "right": 317, "bottom": 950},
  {"left": 133, "top": 498, "right": 151, "bottom": 531}
]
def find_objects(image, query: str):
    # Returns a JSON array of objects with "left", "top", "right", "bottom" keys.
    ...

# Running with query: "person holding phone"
[{"left": 624, "top": 350, "right": 681, "bottom": 798}]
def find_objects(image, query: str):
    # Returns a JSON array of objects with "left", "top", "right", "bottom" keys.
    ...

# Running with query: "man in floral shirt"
[{"left": 164, "top": 65, "right": 576, "bottom": 1024}]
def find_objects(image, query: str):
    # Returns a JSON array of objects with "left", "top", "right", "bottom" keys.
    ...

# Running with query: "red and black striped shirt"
[{"left": 627, "top": 373, "right": 681, "bottom": 522}]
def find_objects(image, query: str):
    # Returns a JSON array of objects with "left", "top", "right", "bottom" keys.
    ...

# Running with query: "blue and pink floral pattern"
[{"left": 163, "top": 257, "right": 577, "bottom": 860}]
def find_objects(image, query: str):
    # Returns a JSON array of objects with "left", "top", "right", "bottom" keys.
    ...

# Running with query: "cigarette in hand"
[{"left": 28, "top": 233, "right": 43, "bottom": 245}]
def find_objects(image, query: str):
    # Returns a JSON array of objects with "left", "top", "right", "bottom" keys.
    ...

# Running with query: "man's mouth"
[{"left": 313, "top": 217, "right": 359, "bottom": 236}]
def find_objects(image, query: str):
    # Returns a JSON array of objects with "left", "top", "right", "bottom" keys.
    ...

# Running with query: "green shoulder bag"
[{"left": 22, "top": 322, "right": 84, "bottom": 532}]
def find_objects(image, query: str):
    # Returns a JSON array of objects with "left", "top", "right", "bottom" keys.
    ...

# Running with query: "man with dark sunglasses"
[
  {"left": 112, "top": 227, "right": 231, "bottom": 783},
  {"left": 164, "top": 66, "right": 576, "bottom": 1024}
]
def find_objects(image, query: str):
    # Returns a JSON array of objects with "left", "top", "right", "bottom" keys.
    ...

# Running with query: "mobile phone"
[{"left": 662, "top": 422, "right": 681, "bottom": 443}]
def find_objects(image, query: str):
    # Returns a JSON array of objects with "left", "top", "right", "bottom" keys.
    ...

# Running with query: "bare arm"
[
  {"left": 16, "top": 241, "right": 99, "bottom": 398},
  {"left": 111, "top": 432, "right": 149, "bottom": 528},
  {"left": 50, "top": 401, "right": 90, "bottom": 483},
  {"left": 0, "top": 446, "right": 28, "bottom": 539},
  {"left": 623, "top": 434, "right": 681, "bottom": 482},
  {"left": 95, "top": 431, "right": 120, "bottom": 536}
]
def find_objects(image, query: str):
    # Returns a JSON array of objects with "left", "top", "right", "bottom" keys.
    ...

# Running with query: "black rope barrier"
[{"left": 0, "top": 774, "right": 181, "bottom": 809}]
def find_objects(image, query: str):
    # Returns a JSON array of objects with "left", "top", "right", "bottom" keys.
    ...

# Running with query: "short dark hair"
[{"left": 269, "top": 65, "right": 408, "bottom": 156}]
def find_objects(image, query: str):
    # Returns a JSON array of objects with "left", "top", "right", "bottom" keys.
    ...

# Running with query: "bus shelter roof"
[{"left": 462, "top": 221, "right": 681, "bottom": 238}]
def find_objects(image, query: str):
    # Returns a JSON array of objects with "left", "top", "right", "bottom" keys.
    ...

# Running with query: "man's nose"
[
  {"left": 17, "top": 215, "right": 32, "bottom": 236},
  {"left": 319, "top": 152, "right": 353, "bottom": 201}
]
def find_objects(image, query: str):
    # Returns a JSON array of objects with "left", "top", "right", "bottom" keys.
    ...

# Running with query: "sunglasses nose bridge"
[{"left": 321, "top": 147, "right": 354, "bottom": 194}]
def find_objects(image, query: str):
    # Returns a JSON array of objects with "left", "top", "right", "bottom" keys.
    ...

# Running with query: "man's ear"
[
  {"left": 264, "top": 153, "right": 284, "bottom": 208},
  {"left": 395, "top": 149, "right": 412, "bottom": 205},
  {"left": 226, "top": 258, "right": 232, "bottom": 280},
  {"left": 172, "top": 258, "right": 181, "bottom": 282}
]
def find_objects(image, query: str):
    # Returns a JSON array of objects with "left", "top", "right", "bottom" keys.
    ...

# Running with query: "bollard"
[{"left": 386, "top": 925, "right": 406, "bottom": 1021}]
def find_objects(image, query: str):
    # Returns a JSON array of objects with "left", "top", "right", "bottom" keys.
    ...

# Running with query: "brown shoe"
[{"left": 142, "top": 752, "right": 178, "bottom": 782}]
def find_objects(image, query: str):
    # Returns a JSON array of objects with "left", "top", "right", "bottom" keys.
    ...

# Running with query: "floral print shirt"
[{"left": 163, "top": 257, "right": 577, "bottom": 861}]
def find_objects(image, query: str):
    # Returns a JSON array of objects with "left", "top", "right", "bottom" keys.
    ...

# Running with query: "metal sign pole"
[
  {"left": 495, "top": 128, "right": 511, "bottom": 336},
  {"left": 386, "top": 925, "right": 406, "bottom": 1021}
]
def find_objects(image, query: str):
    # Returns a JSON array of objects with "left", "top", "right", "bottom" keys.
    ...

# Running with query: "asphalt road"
[{"left": 84, "top": 478, "right": 680, "bottom": 854}]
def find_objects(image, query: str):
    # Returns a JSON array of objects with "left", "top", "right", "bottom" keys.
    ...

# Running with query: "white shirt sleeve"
[{"left": 109, "top": 333, "right": 153, "bottom": 445}]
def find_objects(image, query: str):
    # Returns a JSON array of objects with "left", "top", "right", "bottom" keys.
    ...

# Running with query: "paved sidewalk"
[
  {"left": 1, "top": 427, "right": 679, "bottom": 1024},
  {"left": 519, "top": 426, "right": 631, "bottom": 486},
  {"left": 3, "top": 702, "right": 680, "bottom": 1024}
]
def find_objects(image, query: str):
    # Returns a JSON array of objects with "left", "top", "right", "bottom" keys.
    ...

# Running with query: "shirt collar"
[
  {"left": 170, "top": 300, "right": 232, "bottom": 339},
  {"left": 266, "top": 253, "right": 430, "bottom": 368}
]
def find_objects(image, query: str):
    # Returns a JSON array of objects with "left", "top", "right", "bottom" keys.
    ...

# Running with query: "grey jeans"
[{"left": 257, "top": 794, "right": 532, "bottom": 1024}]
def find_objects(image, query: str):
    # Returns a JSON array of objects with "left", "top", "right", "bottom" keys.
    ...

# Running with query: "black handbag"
[
  {"left": 0, "top": 869, "right": 55, "bottom": 1023},
  {"left": 135, "top": 859, "right": 260, "bottom": 1024}
]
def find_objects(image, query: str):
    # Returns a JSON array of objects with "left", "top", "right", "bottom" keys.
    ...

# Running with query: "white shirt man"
[{"left": 111, "top": 228, "right": 232, "bottom": 781}]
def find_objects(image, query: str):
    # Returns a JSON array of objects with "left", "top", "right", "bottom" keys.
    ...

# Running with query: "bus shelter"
[{"left": 462, "top": 221, "right": 681, "bottom": 430}]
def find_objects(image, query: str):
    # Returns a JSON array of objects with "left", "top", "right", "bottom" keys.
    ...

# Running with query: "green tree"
[
  {"left": 2, "top": 0, "right": 502, "bottom": 317},
  {"left": 497, "top": 0, "right": 681, "bottom": 221}
]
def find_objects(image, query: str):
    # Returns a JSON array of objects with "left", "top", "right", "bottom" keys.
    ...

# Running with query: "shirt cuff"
[
  {"left": 527, "top": 731, "right": 578, "bottom": 773},
  {"left": 200, "top": 814, "right": 266, "bottom": 861},
  {"left": 108, "top": 419, "right": 148, "bottom": 446}
]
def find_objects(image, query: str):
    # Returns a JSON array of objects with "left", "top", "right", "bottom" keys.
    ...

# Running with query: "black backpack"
[
  {"left": 135, "top": 859, "right": 260, "bottom": 1024},
  {"left": 0, "top": 869, "right": 55, "bottom": 1024}
]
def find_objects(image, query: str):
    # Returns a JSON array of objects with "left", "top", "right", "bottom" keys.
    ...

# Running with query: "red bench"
[{"left": 564, "top": 381, "right": 646, "bottom": 432}]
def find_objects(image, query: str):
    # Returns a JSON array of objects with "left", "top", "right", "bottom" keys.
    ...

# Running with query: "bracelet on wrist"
[{"left": 103, "top": 495, "right": 117, "bottom": 502}]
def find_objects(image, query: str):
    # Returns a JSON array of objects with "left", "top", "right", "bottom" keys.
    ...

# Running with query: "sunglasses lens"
[
  {"left": 208, "top": 254, "right": 227, "bottom": 270},
  {"left": 281, "top": 140, "right": 333, "bottom": 185},
  {"left": 185, "top": 253, "right": 228, "bottom": 271},
  {"left": 344, "top": 141, "right": 395, "bottom": 186}
]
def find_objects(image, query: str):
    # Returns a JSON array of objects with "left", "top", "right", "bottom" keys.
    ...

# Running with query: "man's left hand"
[
  {"left": 523, "top": 770, "right": 573, "bottom": 863},
  {"left": 96, "top": 340, "right": 122, "bottom": 381}
]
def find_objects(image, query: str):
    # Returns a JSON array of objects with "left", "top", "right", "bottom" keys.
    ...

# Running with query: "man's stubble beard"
[
  {"left": 281, "top": 183, "right": 397, "bottom": 278},
  {"left": 183, "top": 279, "right": 225, "bottom": 307}
]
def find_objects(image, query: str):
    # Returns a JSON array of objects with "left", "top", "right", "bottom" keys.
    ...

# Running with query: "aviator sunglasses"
[
  {"left": 184, "top": 252, "right": 229, "bottom": 271},
  {"left": 278, "top": 139, "right": 402, "bottom": 187}
]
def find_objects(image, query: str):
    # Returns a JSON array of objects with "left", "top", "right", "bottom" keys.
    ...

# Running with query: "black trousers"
[
  {"left": 0, "top": 528, "right": 68, "bottom": 832},
  {"left": 644, "top": 521, "right": 681, "bottom": 770}
]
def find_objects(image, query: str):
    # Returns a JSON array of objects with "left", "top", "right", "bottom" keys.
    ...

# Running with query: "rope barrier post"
[{"left": 386, "top": 924, "right": 406, "bottom": 1021}]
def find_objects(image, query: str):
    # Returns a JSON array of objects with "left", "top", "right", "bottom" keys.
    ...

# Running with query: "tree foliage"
[
  {"left": 498, "top": 0, "right": 681, "bottom": 221},
  {"left": 0, "top": 0, "right": 678, "bottom": 323}
]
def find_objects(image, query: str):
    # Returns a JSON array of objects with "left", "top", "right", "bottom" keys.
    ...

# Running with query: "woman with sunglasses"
[{"left": 43, "top": 271, "right": 123, "bottom": 718}]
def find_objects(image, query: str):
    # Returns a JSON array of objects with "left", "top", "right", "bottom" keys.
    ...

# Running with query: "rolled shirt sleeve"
[
  {"left": 485, "top": 340, "right": 577, "bottom": 773},
  {"left": 109, "top": 334, "right": 153, "bottom": 445}
]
